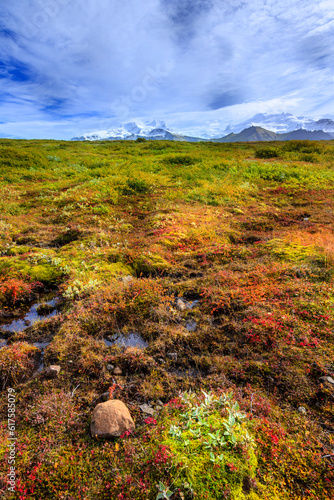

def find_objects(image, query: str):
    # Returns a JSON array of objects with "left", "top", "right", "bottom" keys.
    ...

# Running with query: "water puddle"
[
  {"left": 173, "top": 367, "right": 203, "bottom": 379},
  {"left": 33, "top": 341, "right": 50, "bottom": 372},
  {"left": 104, "top": 332, "right": 148, "bottom": 349},
  {"left": 1, "top": 298, "right": 59, "bottom": 334}
]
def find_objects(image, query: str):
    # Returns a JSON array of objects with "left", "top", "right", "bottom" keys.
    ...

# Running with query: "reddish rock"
[{"left": 91, "top": 400, "right": 135, "bottom": 438}]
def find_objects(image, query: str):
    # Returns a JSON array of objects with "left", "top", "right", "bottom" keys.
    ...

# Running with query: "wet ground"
[
  {"left": 0, "top": 295, "right": 60, "bottom": 348},
  {"left": 104, "top": 332, "right": 148, "bottom": 349}
]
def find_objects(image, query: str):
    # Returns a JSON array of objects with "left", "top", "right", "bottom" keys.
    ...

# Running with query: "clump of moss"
[
  {"left": 44, "top": 329, "right": 107, "bottom": 377},
  {"left": 131, "top": 253, "right": 171, "bottom": 276},
  {"left": 160, "top": 390, "right": 259, "bottom": 500},
  {"left": 0, "top": 342, "right": 39, "bottom": 388},
  {"left": 265, "top": 238, "right": 319, "bottom": 263}
]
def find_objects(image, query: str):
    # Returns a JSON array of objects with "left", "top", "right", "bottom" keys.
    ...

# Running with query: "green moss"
[
  {"left": 132, "top": 253, "right": 171, "bottom": 276},
  {"left": 0, "top": 257, "right": 63, "bottom": 283},
  {"left": 160, "top": 392, "right": 259, "bottom": 500},
  {"left": 266, "top": 239, "right": 317, "bottom": 262},
  {"left": 97, "top": 261, "right": 134, "bottom": 278},
  {"left": 4, "top": 245, "right": 31, "bottom": 255}
]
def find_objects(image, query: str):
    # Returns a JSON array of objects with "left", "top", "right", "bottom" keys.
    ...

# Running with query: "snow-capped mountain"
[
  {"left": 72, "top": 114, "right": 334, "bottom": 142},
  {"left": 223, "top": 113, "right": 334, "bottom": 135},
  {"left": 72, "top": 120, "right": 172, "bottom": 141}
]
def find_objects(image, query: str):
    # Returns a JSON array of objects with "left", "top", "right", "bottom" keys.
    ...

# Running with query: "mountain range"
[
  {"left": 72, "top": 114, "right": 334, "bottom": 143},
  {"left": 216, "top": 126, "right": 334, "bottom": 143}
]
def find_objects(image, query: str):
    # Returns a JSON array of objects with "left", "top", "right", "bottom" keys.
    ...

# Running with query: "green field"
[{"left": 0, "top": 138, "right": 333, "bottom": 499}]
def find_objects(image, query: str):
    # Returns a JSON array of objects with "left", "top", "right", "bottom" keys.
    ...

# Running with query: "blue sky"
[{"left": 0, "top": 0, "right": 334, "bottom": 139}]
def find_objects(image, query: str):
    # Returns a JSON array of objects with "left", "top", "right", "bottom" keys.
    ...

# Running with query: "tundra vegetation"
[{"left": 0, "top": 138, "right": 333, "bottom": 499}]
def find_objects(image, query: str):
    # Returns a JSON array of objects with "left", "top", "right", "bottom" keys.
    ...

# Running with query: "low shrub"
[
  {"left": 0, "top": 342, "right": 39, "bottom": 388},
  {"left": 255, "top": 148, "right": 279, "bottom": 159}
]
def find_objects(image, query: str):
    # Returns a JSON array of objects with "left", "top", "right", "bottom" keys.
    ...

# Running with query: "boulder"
[{"left": 91, "top": 400, "right": 135, "bottom": 438}]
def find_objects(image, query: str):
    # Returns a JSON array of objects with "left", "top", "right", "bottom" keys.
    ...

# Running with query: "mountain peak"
[{"left": 224, "top": 112, "right": 334, "bottom": 135}]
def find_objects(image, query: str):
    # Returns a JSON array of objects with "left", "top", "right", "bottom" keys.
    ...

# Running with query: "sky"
[{"left": 0, "top": 0, "right": 334, "bottom": 139}]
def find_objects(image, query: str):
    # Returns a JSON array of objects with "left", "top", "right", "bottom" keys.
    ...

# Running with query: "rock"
[
  {"left": 176, "top": 298, "right": 187, "bottom": 311},
  {"left": 107, "top": 364, "right": 115, "bottom": 372},
  {"left": 155, "top": 405, "right": 163, "bottom": 412},
  {"left": 167, "top": 352, "right": 177, "bottom": 361},
  {"left": 24, "top": 320, "right": 31, "bottom": 326},
  {"left": 114, "top": 366, "right": 122, "bottom": 375},
  {"left": 185, "top": 320, "right": 197, "bottom": 332},
  {"left": 91, "top": 400, "right": 135, "bottom": 438},
  {"left": 319, "top": 376, "right": 334, "bottom": 385},
  {"left": 176, "top": 298, "right": 199, "bottom": 310},
  {"left": 298, "top": 406, "right": 307, "bottom": 414},
  {"left": 139, "top": 404, "right": 155, "bottom": 416},
  {"left": 121, "top": 276, "right": 133, "bottom": 285},
  {"left": 45, "top": 365, "right": 61, "bottom": 378}
]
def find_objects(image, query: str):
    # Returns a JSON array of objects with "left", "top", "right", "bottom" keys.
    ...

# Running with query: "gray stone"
[
  {"left": 122, "top": 276, "right": 133, "bottom": 285},
  {"left": 167, "top": 352, "right": 177, "bottom": 361},
  {"left": 176, "top": 298, "right": 187, "bottom": 311},
  {"left": 45, "top": 365, "right": 61, "bottom": 378},
  {"left": 91, "top": 399, "right": 135, "bottom": 438},
  {"left": 139, "top": 404, "right": 155, "bottom": 416},
  {"left": 319, "top": 376, "right": 334, "bottom": 385},
  {"left": 298, "top": 406, "right": 307, "bottom": 414},
  {"left": 107, "top": 364, "right": 115, "bottom": 372}
]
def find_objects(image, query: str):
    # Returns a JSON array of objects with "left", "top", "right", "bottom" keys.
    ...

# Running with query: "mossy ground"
[{"left": 0, "top": 138, "right": 333, "bottom": 499}]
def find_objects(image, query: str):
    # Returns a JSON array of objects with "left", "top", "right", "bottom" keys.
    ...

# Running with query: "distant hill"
[
  {"left": 223, "top": 112, "right": 334, "bottom": 134},
  {"left": 278, "top": 128, "right": 334, "bottom": 141},
  {"left": 215, "top": 126, "right": 277, "bottom": 142},
  {"left": 214, "top": 126, "right": 334, "bottom": 143}
]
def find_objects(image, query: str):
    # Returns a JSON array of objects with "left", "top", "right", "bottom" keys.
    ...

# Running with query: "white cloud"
[{"left": 0, "top": 0, "right": 333, "bottom": 138}]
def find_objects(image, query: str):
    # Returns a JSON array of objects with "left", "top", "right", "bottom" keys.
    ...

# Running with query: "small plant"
[
  {"left": 163, "top": 390, "right": 258, "bottom": 498},
  {"left": 156, "top": 481, "right": 173, "bottom": 499},
  {"left": 0, "top": 278, "right": 41, "bottom": 306},
  {"left": 124, "top": 177, "right": 150, "bottom": 194},
  {"left": 255, "top": 147, "right": 279, "bottom": 159}
]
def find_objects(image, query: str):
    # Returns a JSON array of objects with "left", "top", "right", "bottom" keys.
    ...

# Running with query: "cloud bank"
[{"left": 0, "top": 0, "right": 333, "bottom": 138}]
